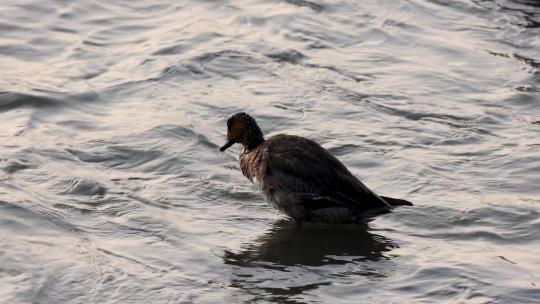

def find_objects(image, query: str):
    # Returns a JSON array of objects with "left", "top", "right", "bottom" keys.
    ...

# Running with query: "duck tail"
[{"left": 380, "top": 196, "right": 413, "bottom": 207}]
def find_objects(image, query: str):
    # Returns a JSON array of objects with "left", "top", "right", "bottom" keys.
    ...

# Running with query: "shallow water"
[{"left": 1, "top": 0, "right": 539, "bottom": 303}]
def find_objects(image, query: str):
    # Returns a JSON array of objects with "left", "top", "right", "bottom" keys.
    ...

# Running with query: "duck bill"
[{"left": 220, "top": 140, "right": 234, "bottom": 152}]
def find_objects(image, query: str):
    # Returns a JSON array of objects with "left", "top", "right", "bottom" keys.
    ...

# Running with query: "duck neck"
[
  {"left": 243, "top": 125, "right": 265, "bottom": 151},
  {"left": 244, "top": 134, "right": 264, "bottom": 151}
]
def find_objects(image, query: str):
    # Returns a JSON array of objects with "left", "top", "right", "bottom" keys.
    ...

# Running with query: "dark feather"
[{"left": 262, "top": 135, "right": 391, "bottom": 213}]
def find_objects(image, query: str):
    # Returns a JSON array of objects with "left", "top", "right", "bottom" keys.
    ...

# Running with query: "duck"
[{"left": 220, "top": 112, "right": 412, "bottom": 223}]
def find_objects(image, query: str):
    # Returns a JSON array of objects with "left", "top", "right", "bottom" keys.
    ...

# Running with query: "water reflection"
[
  {"left": 224, "top": 219, "right": 397, "bottom": 267},
  {"left": 223, "top": 219, "right": 398, "bottom": 302}
]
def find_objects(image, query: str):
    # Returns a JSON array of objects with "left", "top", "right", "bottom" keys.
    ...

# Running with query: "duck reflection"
[
  {"left": 223, "top": 219, "right": 398, "bottom": 302},
  {"left": 224, "top": 219, "right": 397, "bottom": 268}
]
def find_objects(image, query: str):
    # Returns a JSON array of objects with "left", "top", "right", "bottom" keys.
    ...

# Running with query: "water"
[{"left": 1, "top": 0, "right": 539, "bottom": 303}]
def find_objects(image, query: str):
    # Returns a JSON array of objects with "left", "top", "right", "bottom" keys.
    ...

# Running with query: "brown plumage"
[{"left": 220, "top": 112, "right": 412, "bottom": 223}]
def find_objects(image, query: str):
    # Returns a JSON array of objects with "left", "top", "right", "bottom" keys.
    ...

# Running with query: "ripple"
[
  {"left": 0, "top": 199, "right": 82, "bottom": 235},
  {"left": 191, "top": 50, "right": 267, "bottom": 79},
  {"left": 0, "top": 92, "right": 62, "bottom": 112},
  {"left": 64, "top": 179, "right": 107, "bottom": 196},
  {"left": 66, "top": 146, "right": 163, "bottom": 171},
  {"left": 382, "top": 205, "right": 540, "bottom": 244},
  {"left": 266, "top": 49, "right": 307, "bottom": 64},
  {"left": 283, "top": 0, "right": 325, "bottom": 12},
  {"left": 514, "top": 53, "right": 540, "bottom": 69},
  {"left": 0, "top": 91, "right": 102, "bottom": 113},
  {"left": 2, "top": 159, "right": 36, "bottom": 174}
]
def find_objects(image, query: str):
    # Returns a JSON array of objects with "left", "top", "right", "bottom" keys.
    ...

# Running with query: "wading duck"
[{"left": 220, "top": 112, "right": 412, "bottom": 223}]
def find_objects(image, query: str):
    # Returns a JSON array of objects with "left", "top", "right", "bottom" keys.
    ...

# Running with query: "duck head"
[{"left": 220, "top": 112, "right": 264, "bottom": 152}]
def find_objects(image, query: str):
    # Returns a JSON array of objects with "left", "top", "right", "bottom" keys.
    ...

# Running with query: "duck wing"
[{"left": 264, "top": 135, "right": 391, "bottom": 212}]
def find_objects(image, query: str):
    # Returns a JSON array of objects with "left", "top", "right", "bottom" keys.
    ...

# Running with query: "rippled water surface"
[{"left": 1, "top": 0, "right": 540, "bottom": 303}]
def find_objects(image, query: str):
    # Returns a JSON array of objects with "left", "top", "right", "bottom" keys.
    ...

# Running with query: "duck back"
[{"left": 239, "top": 134, "right": 393, "bottom": 222}]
